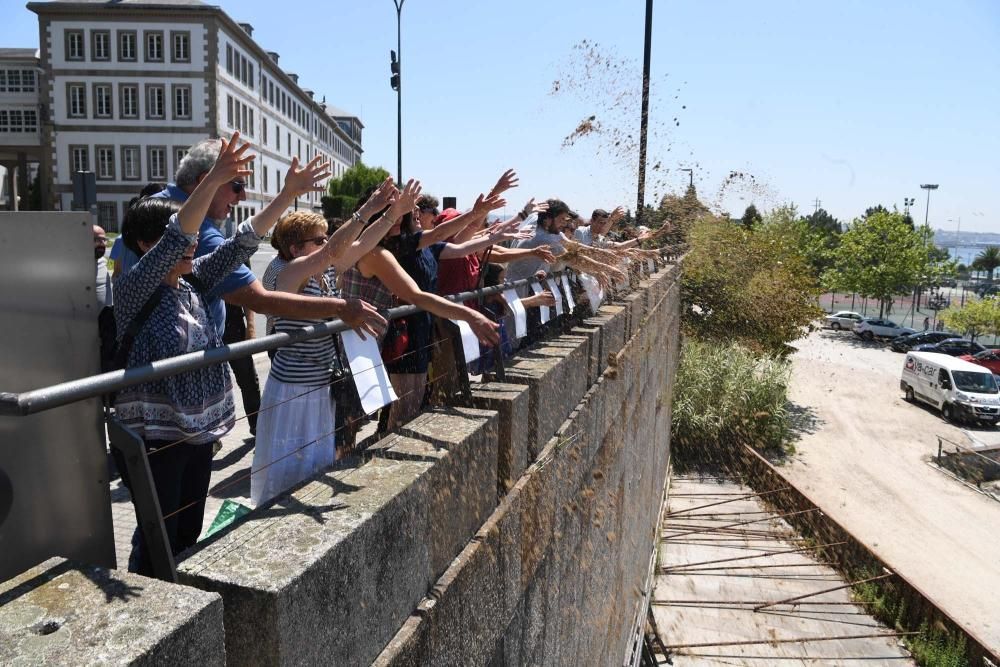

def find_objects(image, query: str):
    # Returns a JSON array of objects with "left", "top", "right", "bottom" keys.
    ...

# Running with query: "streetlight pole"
[
  {"left": 635, "top": 0, "right": 653, "bottom": 224},
  {"left": 918, "top": 184, "right": 939, "bottom": 311},
  {"left": 391, "top": 0, "right": 405, "bottom": 184},
  {"left": 680, "top": 167, "right": 693, "bottom": 190}
]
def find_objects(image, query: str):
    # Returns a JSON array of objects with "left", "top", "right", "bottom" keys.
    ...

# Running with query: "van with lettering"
[{"left": 900, "top": 352, "right": 1000, "bottom": 426}]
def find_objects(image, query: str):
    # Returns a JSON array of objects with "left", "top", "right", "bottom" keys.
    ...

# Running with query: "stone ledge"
[
  {"left": 471, "top": 382, "right": 531, "bottom": 497},
  {"left": 0, "top": 557, "right": 224, "bottom": 667}
]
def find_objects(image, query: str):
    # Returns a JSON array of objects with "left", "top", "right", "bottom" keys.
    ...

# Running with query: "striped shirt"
[{"left": 264, "top": 256, "right": 341, "bottom": 386}]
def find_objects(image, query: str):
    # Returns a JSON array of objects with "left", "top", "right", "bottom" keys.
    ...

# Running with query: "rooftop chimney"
[
  {"left": 266, "top": 51, "right": 279, "bottom": 65},
  {"left": 237, "top": 23, "right": 253, "bottom": 36},
  {"left": 287, "top": 73, "right": 299, "bottom": 84},
  {"left": 303, "top": 89, "right": 314, "bottom": 99}
]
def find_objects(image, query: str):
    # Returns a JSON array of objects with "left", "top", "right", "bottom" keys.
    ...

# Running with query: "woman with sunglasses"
[{"left": 251, "top": 179, "right": 420, "bottom": 505}]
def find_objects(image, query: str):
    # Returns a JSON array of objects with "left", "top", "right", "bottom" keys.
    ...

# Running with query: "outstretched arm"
[
  {"left": 419, "top": 192, "right": 507, "bottom": 247},
  {"left": 249, "top": 155, "right": 331, "bottom": 238}
]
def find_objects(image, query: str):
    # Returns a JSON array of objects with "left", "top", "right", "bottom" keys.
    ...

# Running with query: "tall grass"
[{"left": 671, "top": 338, "right": 791, "bottom": 461}]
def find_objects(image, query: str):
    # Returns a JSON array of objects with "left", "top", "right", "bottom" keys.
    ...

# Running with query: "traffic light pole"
[{"left": 393, "top": 0, "right": 404, "bottom": 184}]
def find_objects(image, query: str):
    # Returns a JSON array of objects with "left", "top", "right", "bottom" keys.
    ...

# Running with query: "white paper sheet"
[
  {"left": 530, "top": 281, "right": 550, "bottom": 323},
  {"left": 560, "top": 274, "right": 576, "bottom": 311},
  {"left": 578, "top": 273, "right": 604, "bottom": 312},
  {"left": 451, "top": 318, "right": 481, "bottom": 364},
  {"left": 647, "top": 258, "right": 655, "bottom": 274},
  {"left": 545, "top": 277, "right": 564, "bottom": 316},
  {"left": 340, "top": 329, "right": 397, "bottom": 415},
  {"left": 502, "top": 289, "right": 528, "bottom": 338}
]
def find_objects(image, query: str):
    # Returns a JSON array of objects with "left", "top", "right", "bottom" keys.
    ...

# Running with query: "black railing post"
[{"left": 107, "top": 419, "right": 177, "bottom": 583}]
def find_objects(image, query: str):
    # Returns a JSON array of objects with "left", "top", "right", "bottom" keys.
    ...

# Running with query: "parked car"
[
  {"left": 824, "top": 311, "right": 864, "bottom": 331},
  {"left": 912, "top": 338, "right": 986, "bottom": 357},
  {"left": 959, "top": 349, "right": 1000, "bottom": 375},
  {"left": 900, "top": 352, "right": 1000, "bottom": 425},
  {"left": 853, "top": 318, "right": 916, "bottom": 341},
  {"left": 890, "top": 330, "right": 961, "bottom": 352}
]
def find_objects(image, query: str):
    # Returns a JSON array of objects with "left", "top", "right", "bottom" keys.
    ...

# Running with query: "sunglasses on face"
[
  {"left": 230, "top": 180, "right": 247, "bottom": 194},
  {"left": 299, "top": 236, "right": 328, "bottom": 247}
]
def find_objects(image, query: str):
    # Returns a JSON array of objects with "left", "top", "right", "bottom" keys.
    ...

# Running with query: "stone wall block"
[
  {"left": 471, "top": 382, "right": 530, "bottom": 497},
  {"left": 0, "top": 557, "right": 224, "bottom": 667}
]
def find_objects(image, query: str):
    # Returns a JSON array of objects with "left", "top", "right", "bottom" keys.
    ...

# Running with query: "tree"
[
  {"left": 824, "top": 210, "right": 926, "bottom": 317},
  {"left": 940, "top": 297, "right": 1000, "bottom": 342},
  {"left": 652, "top": 187, "right": 710, "bottom": 246},
  {"left": 803, "top": 208, "right": 841, "bottom": 235},
  {"left": 863, "top": 204, "right": 889, "bottom": 219},
  {"left": 681, "top": 215, "right": 822, "bottom": 353},
  {"left": 759, "top": 204, "right": 837, "bottom": 279},
  {"left": 973, "top": 246, "right": 1000, "bottom": 282},
  {"left": 321, "top": 162, "right": 390, "bottom": 219},
  {"left": 740, "top": 204, "right": 762, "bottom": 230}
]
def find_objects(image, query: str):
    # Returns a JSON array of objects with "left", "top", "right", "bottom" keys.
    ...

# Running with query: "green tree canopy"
[
  {"left": 740, "top": 204, "right": 762, "bottom": 230},
  {"left": 823, "top": 210, "right": 928, "bottom": 316},
  {"left": 322, "top": 162, "right": 391, "bottom": 219},
  {"left": 940, "top": 297, "right": 1000, "bottom": 342},
  {"left": 681, "top": 215, "right": 822, "bottom": 353},
  {"left": 973, "top": 246, "right": 1000, "bottom": 281}
]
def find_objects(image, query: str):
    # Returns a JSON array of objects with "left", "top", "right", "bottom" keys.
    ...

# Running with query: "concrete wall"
[{"left": 0, "top": 264, "right": 680, "bottom": 666}]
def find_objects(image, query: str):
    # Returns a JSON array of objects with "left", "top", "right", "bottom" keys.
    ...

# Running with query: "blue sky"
[{"left": 4, "top": 0, "right": 999, "bottom": 231}]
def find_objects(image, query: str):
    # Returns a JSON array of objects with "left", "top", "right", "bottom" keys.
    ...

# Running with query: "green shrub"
[{"left": 671, "top": 338, "right": 791, "bottom": 459}]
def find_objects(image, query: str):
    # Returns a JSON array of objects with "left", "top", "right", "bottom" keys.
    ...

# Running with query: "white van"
[{"left": 900, "top": 352, "right": 1000, "bottom": 425}]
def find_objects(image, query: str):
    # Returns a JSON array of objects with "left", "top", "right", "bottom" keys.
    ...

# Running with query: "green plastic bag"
[{"left": 203, "top": 499, "right": 251, "bottom": 539}]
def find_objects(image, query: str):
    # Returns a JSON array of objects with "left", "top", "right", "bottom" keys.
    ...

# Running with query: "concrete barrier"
[{"left": 0, "top": 557, "right": 224, "bottom": 666}]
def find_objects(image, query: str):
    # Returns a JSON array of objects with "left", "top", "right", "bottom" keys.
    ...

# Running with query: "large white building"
[{"left": 0, "top": 0, "right": 362, "bottom": 231}]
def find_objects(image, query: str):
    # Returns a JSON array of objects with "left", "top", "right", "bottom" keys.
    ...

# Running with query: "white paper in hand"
[
  {"left": 560, "top": 274, "right": 576, "bottom": 311},
  {"left": 530, "top": 281, "right": 550, "bottom": 323},
  {"left": 578, "top": 273, "right": 604, "bottom": 312},
  {"left": 545, "top": 277, "right": 564, "bottom": 316},
  {"left": 451, "top": 318, "right": 481, "bottom": 364},
  {"left": 502, "top": 289, "right": 528, "bottom": 338},
  {"left": 341, "top": 329, "right": 397, "bottom": 415}
]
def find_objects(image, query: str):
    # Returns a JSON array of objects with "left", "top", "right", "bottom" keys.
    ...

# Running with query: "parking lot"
[{"left": 780, "top": 328, "right": 1000, "bottom": 652}]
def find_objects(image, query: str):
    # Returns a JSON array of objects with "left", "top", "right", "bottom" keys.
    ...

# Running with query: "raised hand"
[
  {"left": 358, "top": 176, "right": 396, "bottom": 221},
  {"left": 469, "top": 313, "right": 500, "bottom": 346},
  {"left": 609, "top": 205, "right": 626, "bottom": 223},
  {"left": 472, "top": 193, "right": 506, "bottom": 216},
  {"left": 488, "top": 169, "right": 519, "bottom": 198},
  {"left": 282, "top": 155, "right": 333, "bottom": 199},
  {"left": 531, "top": 245, "right": 557, "bottom": 264},
  {"left": 526, "top": 290, "right": 557, "bottom": 308},
  {"left": 206, "top": 132, "right": 255, "bottom": 186},
  {"left": 520, "top": 198, "right": 548, "bottom": 219},
  {"left": 339, "top": 298, "right": 387, "bottom": 340},
  {"left": 387, "top": 179, "right": 422, "bottom": 220}
]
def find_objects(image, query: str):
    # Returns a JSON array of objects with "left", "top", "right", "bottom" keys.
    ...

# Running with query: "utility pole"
[
  {"left": 680, "top": 167, "right": 693, "bottom": 190},
  {"left": 391, "top": 0, "right": 405, "bottom": 184},
  {"left": 813, "top": 197, "right": 822, "bottom": 214},
  {"left": 635, "top": 0, "right": 653, "bottom": 224}
]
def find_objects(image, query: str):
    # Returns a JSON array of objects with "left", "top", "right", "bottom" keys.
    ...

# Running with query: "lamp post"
[
  {"left": 390, "top": 0, "right": 405, "bottom": 184},
  {"left": 680, "top": 167, "right": 693, "bottom": 190},
  {"left": 918, "top": 184, "right": 939, "bottom": 310},
  {"left": 635, "top": 0, "right": 653, "bottom": 224}
]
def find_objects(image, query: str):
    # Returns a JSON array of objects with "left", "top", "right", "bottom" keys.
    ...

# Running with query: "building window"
[
  {"left": 92, "top": 30, "right": 110, "bottom": 61},
  {"left": 297, "top": 138, "right": 301, "bottom": 160},
  {"left": 269, "top": 81, "right": 274, "bottom": 105},
  {"left": 148, "top": 146, "right": 166, "bottom": 180},
  {"left": 94, "top": 84, "right": 112, "bottom": 118},
  {"left": 262, "top": 164, "right": 268, "bottom": 193},
  {"left": 226, "top": 95, "right": 233, "bottom": 127},
  {"left": 226, "top": 44, "right": 233, "bottom": 74},
  {"left": 147, "top": 85, "right": 165, "bottom": 119},
  {"left": 275, "top": 123, "right": 280, "bottom": 150},
  {"left": 68, "top": 83, "right": 86, "bottom": 118},
  {"left": 174, "top": 146, "right": 188, "bottom": 172},
  {"left": 171, "top": 31, "right": 190, "bottom": 63},
  {"left": 247, "top": 159, "right": 255, "bottom": 190},
  {"left": 66, "top": 30, "right": 85, "bottom": 61},
  {"left": 119, "top": 31, "right": 137, "bottom": 61},
  {"left": 287, "top": 131, "right": 291, "bottom": 156},
  {"left": 122, "top": 146, "right": 140, "bottom": 180},
  {"left": 70, "top": 145, "right": 89, "bottom": 173},
  {"left": 173, "top": 85, "right": 191, "bottom": 119},
  {"left": 120, "top": 84, "right": 138, "bottom": 118},
  {"left": 240, "top": 57, "right": 247, "bottom": 86},
  {"left": 248, "top": 62, "right": 254, "bottom": 90},
  {"left": 96, "top": 146, "right": 115, "bottom": 180},
  {"left": 98, "top": 202, "right": 117, "bottom": 232},
  {"left": 145, "top": 31, "right": 164, "bottom": 62},
  {"left": 262, "top": 117, "right": 267, "bottom": 145},
  {"left": 276, "top": 169, "right": 281, "bottom": 192},
  {"left": 0, "top": 70, "right": 35, "bottom": 93},
  {"left": 248, "top": 108, "right": 254, "bottom": 137}
]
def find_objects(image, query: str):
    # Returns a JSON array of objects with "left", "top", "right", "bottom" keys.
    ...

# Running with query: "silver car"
[
  {"left": 824, "top": 311, "right": 864, "bottom": 331},
  {"left": 853, "top": 318, "right": 916, "bottom": 341}
]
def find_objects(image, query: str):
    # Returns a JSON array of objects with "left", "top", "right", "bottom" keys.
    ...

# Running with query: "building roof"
[
  {"left": 0, "top": 48, "right": 40, "bottom": 59},
  {"left": 28, "top": 0, "right": 213, "bottom": 9}
]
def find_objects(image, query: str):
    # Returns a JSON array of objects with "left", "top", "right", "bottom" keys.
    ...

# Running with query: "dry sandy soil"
[{"left": 781, "top": 329, "right": 1000, "bottom": 653}]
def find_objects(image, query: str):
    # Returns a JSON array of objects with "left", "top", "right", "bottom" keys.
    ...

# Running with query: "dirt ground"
[{"left": 782, "top": 329, "right": 1000, "bottom": 653}]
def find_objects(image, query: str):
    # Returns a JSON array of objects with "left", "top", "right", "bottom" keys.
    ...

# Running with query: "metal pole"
[
  {"left": 635, "top": 0, "right": 653, "bottom": 224},
  {"left": 395, "top": 0, "right": 404, "bottom": 184}
]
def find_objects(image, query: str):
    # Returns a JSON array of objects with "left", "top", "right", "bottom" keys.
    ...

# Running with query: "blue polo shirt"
[{"left": 147, "top": 183, "right": 257, "bottom": 335}]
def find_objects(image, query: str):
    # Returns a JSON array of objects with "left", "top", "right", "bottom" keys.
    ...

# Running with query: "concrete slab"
[{"left": 0, "top": 557, "right": 224, "bottom": 667}]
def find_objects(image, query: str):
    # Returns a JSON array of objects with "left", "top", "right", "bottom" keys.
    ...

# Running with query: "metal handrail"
[
  {"left": 935, "top": 434, "right": 1000, "bottom": 468},
  {"left": 0, "top": 273, "right": 566, "bottom": 417}
]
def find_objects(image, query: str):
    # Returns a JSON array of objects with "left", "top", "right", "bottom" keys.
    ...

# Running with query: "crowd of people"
[{"left": 97, "top": 132, "right": 644, "bottom": 575}]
